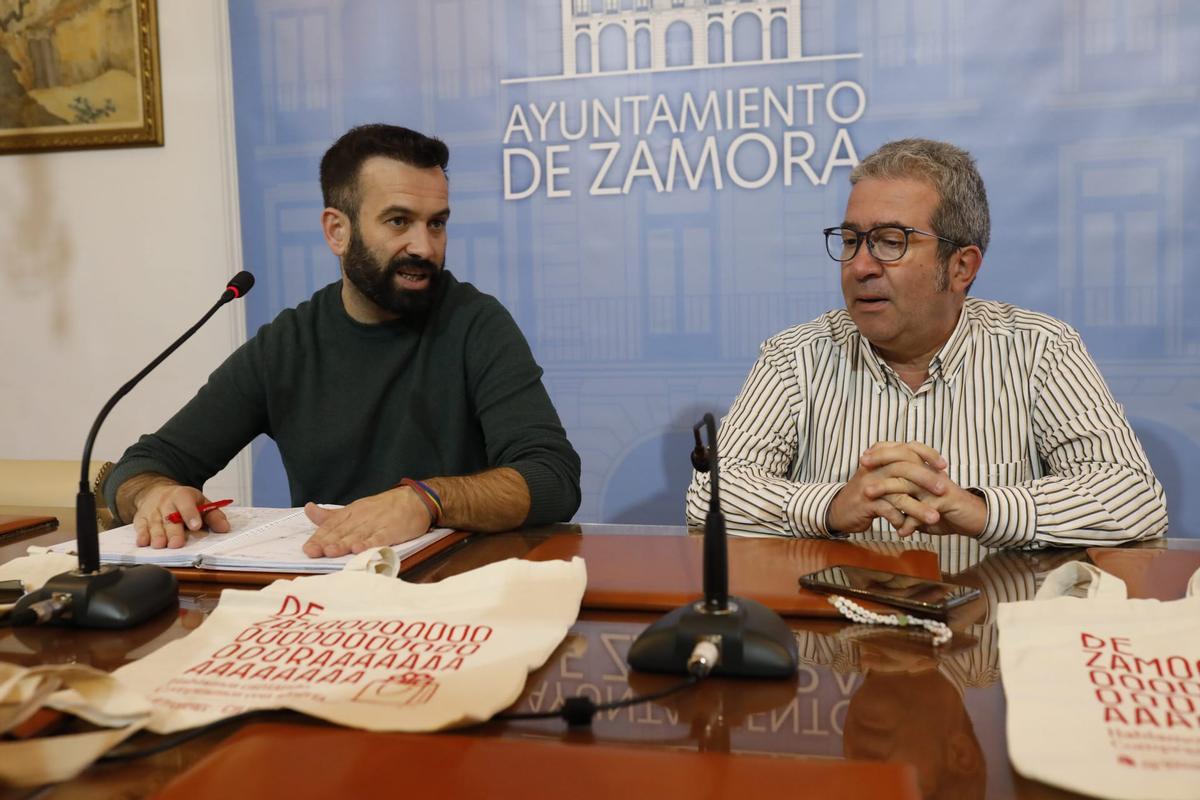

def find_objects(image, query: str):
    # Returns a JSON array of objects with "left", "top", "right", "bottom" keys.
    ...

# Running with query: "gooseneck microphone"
[
  {"left": 693, "top": 417, "right": 728, "bottom": 612},
  {"left": 627, "top": 413, "right": 798, "bottom": 678},
  {"left": 12, "top": 271, "right": 255, "bottom": 629}
]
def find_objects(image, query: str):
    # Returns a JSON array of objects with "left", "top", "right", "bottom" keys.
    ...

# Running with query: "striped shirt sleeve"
[
  {"left": 974, "top": 326, "right": 1167, "bottom": 547},
  {"left": 684, "top": 338, "right": 842, "bottom": 537}
]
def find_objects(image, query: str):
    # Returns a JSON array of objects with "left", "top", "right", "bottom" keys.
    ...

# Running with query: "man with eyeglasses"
[{"left": 686, "top": 138, "right": 1166, "bottom": 547}]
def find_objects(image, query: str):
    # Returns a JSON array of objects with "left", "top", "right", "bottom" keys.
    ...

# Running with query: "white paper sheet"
[{"left": 49, "top": 507, "right": 453, "bottom": 574}]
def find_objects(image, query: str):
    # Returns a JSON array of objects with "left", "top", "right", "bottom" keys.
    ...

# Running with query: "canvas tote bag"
[
  {"left": 1, "top": 554, "right": 584, "bottom": 786},
  {"left": 0, "top": 662, "right": 151, "bottom": 787},
  {"left": 997, "top": 561, "right": 1200, "bottom": 799},
  {"left": 113, "top": 556, "right": 586, "bottom": 734},
  {"left": 1, "top": 553, "right": 156, "bottom": 787}
]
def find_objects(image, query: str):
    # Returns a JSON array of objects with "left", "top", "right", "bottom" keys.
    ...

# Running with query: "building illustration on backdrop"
[
  {"left": 502, "top": 0, "right": 858, "bottom": 83},
  {"left": 1048, "top": 0, "right": 1200, "bottom": 529}
]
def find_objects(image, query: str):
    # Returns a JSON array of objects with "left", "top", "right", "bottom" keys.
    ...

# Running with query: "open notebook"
[{"left": 49, "top": 506, "right": 455, "bottom": 574}]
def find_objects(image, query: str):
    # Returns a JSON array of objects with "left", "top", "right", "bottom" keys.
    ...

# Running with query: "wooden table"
[{"left": 2, "top": 505, "right": 1197, "bottom": 799}]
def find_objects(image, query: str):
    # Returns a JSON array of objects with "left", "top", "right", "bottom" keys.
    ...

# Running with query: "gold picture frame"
[{"left": 0, "top": 0, "right": 163, "bottom": 154}]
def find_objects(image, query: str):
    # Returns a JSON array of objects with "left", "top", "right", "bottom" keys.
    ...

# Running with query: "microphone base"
[
  {"left": 12, "top": 564, "right": 178, "bottom": 629},
  {"left": 627, "top": 595, "right": 798, "bottom": 679}
]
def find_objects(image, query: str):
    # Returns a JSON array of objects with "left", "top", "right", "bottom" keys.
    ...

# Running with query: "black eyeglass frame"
[{"left": 822, "top": 225, "right": 966, "bottom": 263}]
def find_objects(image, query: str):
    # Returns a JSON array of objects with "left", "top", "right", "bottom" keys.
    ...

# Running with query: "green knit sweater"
[{"left": 105, "top": 274, "right": 581, "bottom": 525}]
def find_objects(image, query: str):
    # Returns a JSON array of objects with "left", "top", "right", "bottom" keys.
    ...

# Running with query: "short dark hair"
[
  {"left": 319, "top": 124, "right": 450, "bottom": 218},
  {"left": 850, "top": 138, "right": 990, "bottom": 261}
]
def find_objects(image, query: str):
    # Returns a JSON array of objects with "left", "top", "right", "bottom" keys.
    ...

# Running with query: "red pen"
[{"left": 166, "top": 499, "right": 234, "bottom": 525}]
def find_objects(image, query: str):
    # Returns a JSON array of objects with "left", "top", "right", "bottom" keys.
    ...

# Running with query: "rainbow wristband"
[
  {"left": 412, "top": 479, "right": 443, "bottom": 520},
  {"left": 398, "top": 478, "right": 442, "bottom": 527}
]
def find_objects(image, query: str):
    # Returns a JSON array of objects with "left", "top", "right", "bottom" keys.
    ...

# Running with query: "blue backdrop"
[{"left": 228, "top": 0, "right": 1200, "bottom": 535}]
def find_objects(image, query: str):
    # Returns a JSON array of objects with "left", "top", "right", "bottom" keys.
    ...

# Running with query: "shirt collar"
[
  {"left": 853, "top": 300, "right": 975, "bottom": 389},
  {"left": 932, "top": 300, "right": 974, "bottom": 382},
  {"left": 855, "top": 333, "right": 891, "bottom": 388}
]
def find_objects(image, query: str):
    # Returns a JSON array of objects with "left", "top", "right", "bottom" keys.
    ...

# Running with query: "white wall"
[{"left": 0, "top": 3, "right": 250, "bottom": 507}]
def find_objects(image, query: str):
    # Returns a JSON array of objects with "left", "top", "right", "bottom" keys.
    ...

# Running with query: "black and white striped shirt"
[{"left": 685, "top": 298, "right": 1168, "bottom": 548}]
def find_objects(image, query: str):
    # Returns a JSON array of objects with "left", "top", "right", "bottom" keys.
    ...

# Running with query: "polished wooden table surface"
[{"left": 2, "top": 505, "right": 1197, "bottom": 800}]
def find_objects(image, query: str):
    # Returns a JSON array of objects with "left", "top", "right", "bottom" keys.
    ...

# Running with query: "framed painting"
[{"left": 0, "top": 0, "right": 163, "bottom": 154}]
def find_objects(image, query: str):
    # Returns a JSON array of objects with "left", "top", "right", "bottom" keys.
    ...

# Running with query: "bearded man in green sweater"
[{"left": 105, "top": 124, "right": 581, "bottom": 557}]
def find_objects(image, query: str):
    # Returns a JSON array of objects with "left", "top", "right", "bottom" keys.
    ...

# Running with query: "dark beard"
[{"left": 342, "top": 229, "right": 443, "bottom": 318}]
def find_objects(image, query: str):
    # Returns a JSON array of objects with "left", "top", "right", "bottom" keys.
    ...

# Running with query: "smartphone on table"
[{"left": 799, "top": 565, "right": 981, "bottom": 619}]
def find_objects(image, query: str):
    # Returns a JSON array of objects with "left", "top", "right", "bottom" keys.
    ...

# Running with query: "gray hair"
[{"left": 850, "top": 139, "right": 990, "bottom": 263}]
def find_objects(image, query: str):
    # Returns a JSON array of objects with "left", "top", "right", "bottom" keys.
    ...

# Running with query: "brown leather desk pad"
[
  {"left": 0, "top": 514, "right": 58, "bottom": 539},
  {"left": 154, "top": 723, "right": 922, "bottom": 800},
  {"left": 523, "top": 534, "right": 941, "bottom": 617}
]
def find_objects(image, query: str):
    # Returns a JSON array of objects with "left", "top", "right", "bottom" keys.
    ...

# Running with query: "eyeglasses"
[{"left": 823, "top": 225, "right": 964, "bottom": 263}]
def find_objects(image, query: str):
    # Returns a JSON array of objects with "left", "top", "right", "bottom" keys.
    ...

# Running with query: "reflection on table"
[{"left": 1, "top": 506, "right": 1196, "bottom": 800}]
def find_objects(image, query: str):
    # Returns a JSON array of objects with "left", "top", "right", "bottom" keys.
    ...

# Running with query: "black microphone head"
[
  {"left": 225, "top": 271, "right": 255, "bottom": 299},
  {"left": 691, "top": 423, "right": 711, "bottom": 472}
]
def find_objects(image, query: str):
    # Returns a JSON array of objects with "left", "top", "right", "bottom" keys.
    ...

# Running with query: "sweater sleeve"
[
  {"left": 103, "top": 337, "right": 269, "bottom": 517},
  {"left": 463, "top": 301, "right": 581, "bottom": 525}
]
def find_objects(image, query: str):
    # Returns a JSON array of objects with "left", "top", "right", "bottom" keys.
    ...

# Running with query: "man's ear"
[
  {"left": 950, "top": 245, "right": 983, "bottom": 293},
  {"left": 321, "top": 208, "right": 351, "bottom": 256}
]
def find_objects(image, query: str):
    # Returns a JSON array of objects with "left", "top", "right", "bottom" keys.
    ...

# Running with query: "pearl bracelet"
[{"left": 828, "top": 595, "right": 953, "bottom": 647}]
